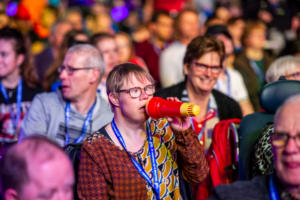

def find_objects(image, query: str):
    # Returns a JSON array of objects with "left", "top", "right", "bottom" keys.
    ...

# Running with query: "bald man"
[{"left": 0, "top": 135, "right": 75, "bottom": 200}]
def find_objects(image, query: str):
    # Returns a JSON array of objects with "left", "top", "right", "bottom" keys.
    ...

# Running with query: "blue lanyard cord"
[
  {"left": 64, "top": 100, "right": 97, "bottom": 145},
  {"left": 249, "top": 60, "right": 264, "bottom": 84},
  {"left": 111, "top": 119, "right": 160, "bottom": 199},
  {"left": 216, "top": 69, "right": 231, "bottom": 97},
  {"left": 269, "top": 174, "right": 280, "bottom": 200},
  {"left": 190, "top": 100, "right": 211, "bottom": 140},
  {"left": 0, "top": 78, "right": 23, "bottom": 131}
]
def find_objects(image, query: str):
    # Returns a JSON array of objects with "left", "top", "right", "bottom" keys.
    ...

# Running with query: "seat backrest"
[
  {"left": 64, "top": 143, "right": 82, "bottom": 200},
  {"left": 260, "top": 80, "right": 300, "bottom": 114},
  {"left": 238, "top": 80, "right": 300, "bottom": 180}
]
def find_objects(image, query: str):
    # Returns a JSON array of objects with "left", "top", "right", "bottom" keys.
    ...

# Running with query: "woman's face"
[
  {"left": 184, "top": 51, "right": 222, "bottom": 93},
  {"left": 0, "top": 39, "right": 23, "bottom": 78},
  {"left": 245, "top": 28, "right": 266, "bottom": 49},
  {"left": 112, "top": 74, "right": 154, "bottom": 123}
]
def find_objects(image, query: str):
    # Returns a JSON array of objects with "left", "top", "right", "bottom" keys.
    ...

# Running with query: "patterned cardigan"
[{"left": 77, "top": 118, "right": 209, "bottom": 200}]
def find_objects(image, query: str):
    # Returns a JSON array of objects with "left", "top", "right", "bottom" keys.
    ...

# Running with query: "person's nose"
[
  {"left": 204, "top": 67, "right": 213, "bottom": 76},
  {"left": 59, "top": 68, "right": 68, "bottom": 80},
  {"left": 140, "top": 89, "right": 150, "bottom": 100},
  {"left": 284, "top": 137, "right": 299, "bottom": 154}
]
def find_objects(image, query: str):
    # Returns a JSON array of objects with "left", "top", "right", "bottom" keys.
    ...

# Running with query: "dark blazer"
[{"left": 155, "top": 82, "right": 243, "bottom": 120}]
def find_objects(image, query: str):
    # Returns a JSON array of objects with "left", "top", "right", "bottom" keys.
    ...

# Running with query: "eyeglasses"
[
  {"left": 58, "top": 65, "right": 95, "bottom": 75},
  {"left": 285, "top": 72, "right": 300, "bottom": 79},
  {"left": 272, "top": 132, "right": 300, "bottom": 148},
  {"left": 192, "top": 62, "right": 222, "bottom": 74},
  {"left": 118, "top": 85, "right": 155, "bottom": 98}
]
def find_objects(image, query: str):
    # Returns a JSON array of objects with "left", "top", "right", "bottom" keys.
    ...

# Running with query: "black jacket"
[{"left": 155, "top": 82, "right": 242, "bottom": 120}]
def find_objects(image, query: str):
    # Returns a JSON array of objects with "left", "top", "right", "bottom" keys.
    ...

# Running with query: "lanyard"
[
  {"left": 64, "top": 100, "right": 96, "bottom": 145},
  {"left": 191, "top": 109, "right": 216, "bottom": 140},
  {"left": 111, "top": 119, "right": 160, "bottom": 200},
  {"left": 269, "top": 174, "right": 280, "bottom": 200},
  {"left": 249, "top": 60, "right": 264, "bottom": 84},
  {"left": 0, "top": 78, "right": 23, "bottom": 131},
  {"left": 190, "top": 100, "right": 215, "bottom": 139},
  {"left": 216, "top": 69, "right": 231, "bottom": 97}
]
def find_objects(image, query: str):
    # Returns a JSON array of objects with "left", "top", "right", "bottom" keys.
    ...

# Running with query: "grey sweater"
[{"left": 20, "top": 90, "right": 113, "bottom": 147}]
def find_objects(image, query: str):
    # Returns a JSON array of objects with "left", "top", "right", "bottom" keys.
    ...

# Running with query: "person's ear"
[
  {"left": 108, "top": 92, "right": 120, "bottom": 107},
  {"left": 89, "top": 68, "right": 100, "bottom": 84},
  {"left": 16, "top": 54, "right": 24, "bottom": 68},
  {"left": 183, "top": 63, "right": 189, "bottom": 75},
  {"left": 4, "top": 188, "right": 19, "bottom": 200},
  {"left": 92, "top": 68, "right": 100, "bottom": 82}
]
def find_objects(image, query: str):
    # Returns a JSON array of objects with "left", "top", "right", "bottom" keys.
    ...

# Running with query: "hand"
[{"left": 166, "top": 97, "right": 191, "bottom": 131}]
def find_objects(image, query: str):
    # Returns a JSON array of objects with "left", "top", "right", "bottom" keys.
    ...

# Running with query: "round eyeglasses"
[
  {"left": 272, "top": 132, "right": 300, "bottom": 148},
  {"left": 118, "top": 85, "right": 155, "bottom": 98}
]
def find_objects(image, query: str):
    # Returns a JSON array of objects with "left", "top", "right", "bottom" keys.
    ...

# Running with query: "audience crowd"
[{"left": 1, "top": 0, "right": 300, "bottom": 199}]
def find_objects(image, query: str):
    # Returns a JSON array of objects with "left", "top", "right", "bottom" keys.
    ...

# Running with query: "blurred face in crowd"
[
  {"left": 245, "top": 27, "right": 266, "bottom": 49},
  {"left": 116, "top": 33, "right": 132, "bottom": 63},
  {"left": 215, "top": 7, "right": 231, "bottom": 23},
  {"left": 95, "top": 38, "right": 119, "bottom": 78},
  {"left": 184, "top": 51, "right": 222, "bottom": 94},
  {"left": 0, "top": 39, "right": 23, "bottom": 79},
  {"left": 154, "top": 15, "right": 174, "bottom": 42},
  {"left": 51, "top": 22, "right": 73, "bottom": 49},
  {"left": 17, "top": 151, "right": 74, "bottom": 200},
  {"left": 178, "top": 11, "right": 200, "bottom": 41},
  {"left": 273, "top": 100, "right": 300, "bottom": 188},
  {"left": 66, "top": 11, "right": 83, "bottom": 31},
  {"left": 216, "top": 34, "right": 234, "bottom": 56},
  {"left": 228, "top": 19, "right": 245, "bottom": 41}
]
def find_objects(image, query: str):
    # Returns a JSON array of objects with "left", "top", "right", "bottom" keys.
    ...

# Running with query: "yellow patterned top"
[{"left": 132, "top": 119, "right": 182, "bottom": 200}]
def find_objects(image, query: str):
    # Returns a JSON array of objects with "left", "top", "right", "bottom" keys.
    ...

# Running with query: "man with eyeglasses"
[
  {"left": 20, "top": 44, "right": 113, "bottom": 147},
  {"left": 209, "top": 94, "right": 300, "bottom": 200}
]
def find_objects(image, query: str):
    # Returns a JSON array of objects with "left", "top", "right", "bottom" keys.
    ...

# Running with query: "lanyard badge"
[
  {"left": 64, "top": 100, "right": 97, "bottom": 145},
  {"left": 0, "top": 78, "right": 23, "bottom": 132},
  {"left": 112, "top": 119, "right": 160, "bottom": 199}
]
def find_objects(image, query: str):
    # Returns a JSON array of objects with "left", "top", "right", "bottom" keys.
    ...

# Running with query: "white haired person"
[{"left": 266, "top": 55, "right": 300, "bottom": 82}]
